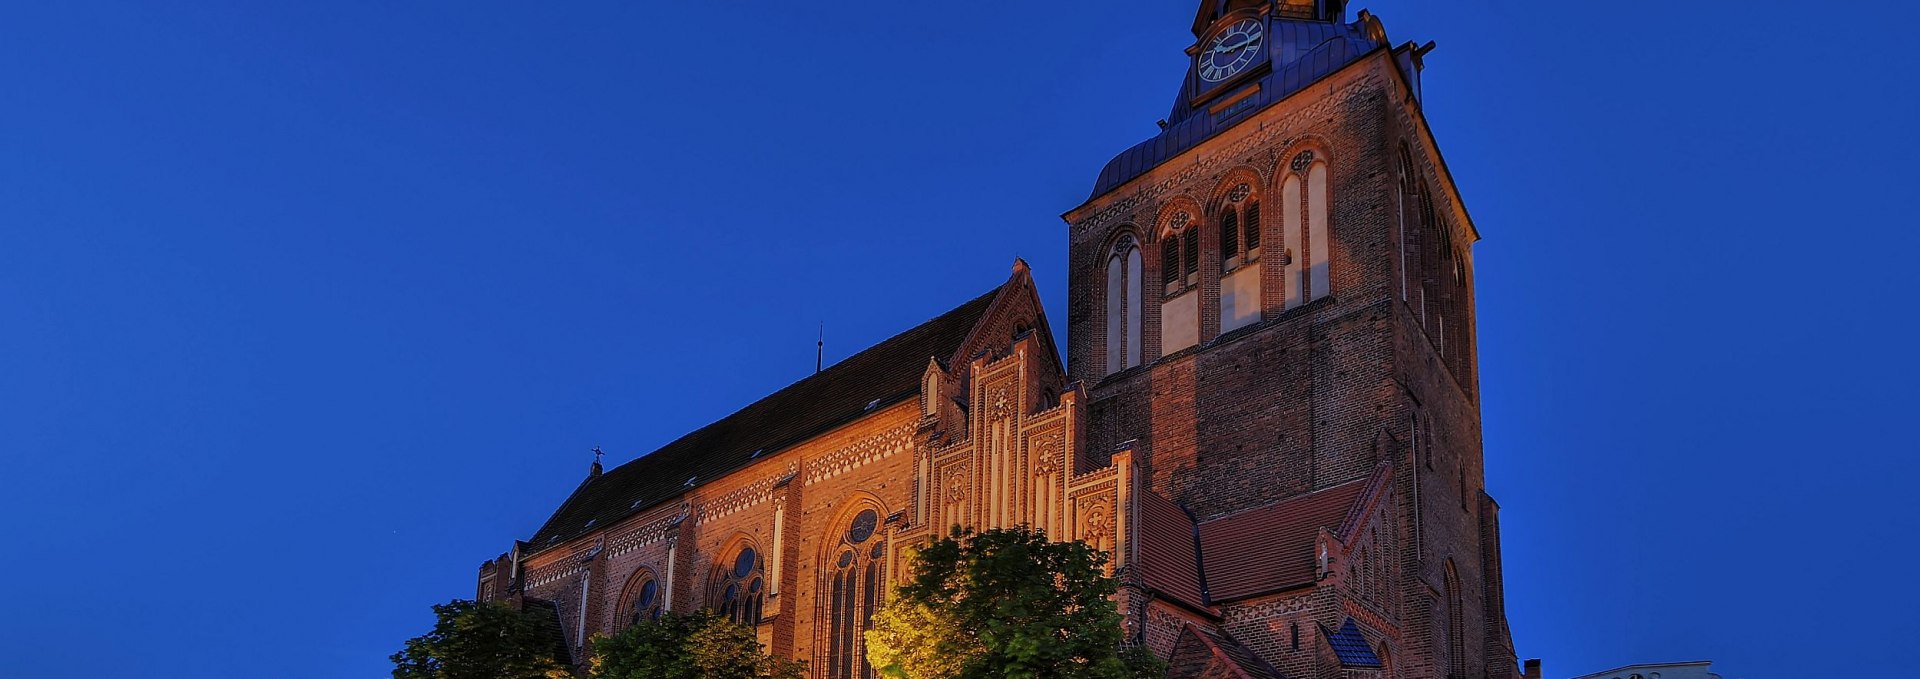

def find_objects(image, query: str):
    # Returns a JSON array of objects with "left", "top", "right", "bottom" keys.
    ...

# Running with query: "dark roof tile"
[
  {"left": 524, "top": 283, "right": 1005, "bottom": 551},
  {"left": 1196, "top": 477, "right": 1370, "bottom": 601},
  {"left": 1136, "top": 491, "right": 1206, "bottom": 609}
]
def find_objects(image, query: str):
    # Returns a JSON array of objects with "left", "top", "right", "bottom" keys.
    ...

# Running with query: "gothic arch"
[
  {"left": 1269, "top": 137, "right": 1335, "bottom": 307},
  {"left": 1444, "top": 558, "right": 1466, "bottom": 679},
  {"left": 817, "top": 497, "right": 892, "bottom": 679},
  {"left": 616, "top": 565, "right": 663, "bottom": 626},
  {"left": 1101, "top": 227, "right": 1146, "bottom": 376},
  {"left": 1208, "top": 166, "right": 1268, "bottom": 333},
  {"left": 1153, "top": 195, "right": 1207, "bottom": 354},
  {"left": 1205, "top": 166, "right": 1267, "bottom": 215},
  {"left": 708, "top": 534, "right": 766, "bottom": 626}
]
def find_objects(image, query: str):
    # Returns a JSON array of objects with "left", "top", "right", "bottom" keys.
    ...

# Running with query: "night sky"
[{"left": 3, "top": 2, "right": 1915, "bottom": 677}]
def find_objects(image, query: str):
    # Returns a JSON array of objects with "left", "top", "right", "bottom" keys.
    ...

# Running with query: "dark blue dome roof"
[{"left": 1088, "top": 16, "right": 1383, "bottom": 200}]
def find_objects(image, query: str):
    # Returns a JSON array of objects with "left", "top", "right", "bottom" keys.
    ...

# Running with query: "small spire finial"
[
  {"left": 817, "top": 323, "right": 825, "bottom": 374},
  {"left": 589, "top": 446, "right": 604, "bottom": 477}
]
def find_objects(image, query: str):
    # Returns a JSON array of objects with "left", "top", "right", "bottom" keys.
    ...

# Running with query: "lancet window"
[{"left": 823, "top": 507, "right": 887, "bottom": 679}]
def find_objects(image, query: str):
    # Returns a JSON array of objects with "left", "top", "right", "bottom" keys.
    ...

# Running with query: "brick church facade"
[{"left": 474, "top": 2, "right": 1522, "bottom": 678}]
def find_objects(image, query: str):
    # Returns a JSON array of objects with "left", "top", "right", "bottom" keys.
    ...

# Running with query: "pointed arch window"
[
  {"left": 1104, "top": 235, "right": 1143, "bottom": 376},
  {"left": 1445, "top": 560, "right": 1466, "bottom": 679},
  {"left": 621, "top": 567, "right": 662, "bottom": 626},
  {"left": 1161, "top": 213, "right": 1199, "bottom": 297},
  {"left": 1159, "top": 210, "right": 1203, "bottom": 353},
  {"left": 1282, "top": 150, "right": 1333, "bottom": 308},
  {"left": 1219, "top": 188, "right": 1261, "bottom": 272},
  {"left": 711, "top": 544, "right": 764, "bottom": 626},
  {"left": 823, "top": 507, "right": 887, "bottom": 679},
  {"left": 1218, "top": 183, "right": 1264, "bottom": 333}
]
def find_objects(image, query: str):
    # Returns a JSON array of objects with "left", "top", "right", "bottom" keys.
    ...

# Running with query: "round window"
[
  {"left": 733, "top": 548, "right": 757, "bottom": 578},
  {"left": 847, "top": 509, "right": 879, "bottom": 544},
  {"left": 637, "top": 580, "right": 657, "bottom": 608}
]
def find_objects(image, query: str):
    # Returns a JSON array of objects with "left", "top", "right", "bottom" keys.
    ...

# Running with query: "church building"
[{"left": 475, "top": 2, "right": 1522, "bottom": 677}]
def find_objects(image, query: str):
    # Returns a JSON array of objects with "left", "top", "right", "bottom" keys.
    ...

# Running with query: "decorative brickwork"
[{"left": 475, "top": 6, "right": 1516, "bottom": 679}]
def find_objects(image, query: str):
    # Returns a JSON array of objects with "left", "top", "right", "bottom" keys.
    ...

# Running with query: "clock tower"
[{"left": 1063, "top": 1, "right": 1522, "bottom": 678}]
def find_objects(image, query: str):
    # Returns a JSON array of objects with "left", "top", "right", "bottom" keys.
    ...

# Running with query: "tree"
[
  {"left": 590, "top": 610, "right": 805, "bottom": 679},
  {"left": 391, "top": 599, "right": 574, "bottom": 679},
  {"left": 865, "top": 527, "right": 1168, "bottom": 679}
]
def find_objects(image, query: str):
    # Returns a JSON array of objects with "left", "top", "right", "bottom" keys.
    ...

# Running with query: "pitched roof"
[
  {"left": 1195, "top": 476, "right": 1371, "bottom": 601},
  {"left": 1136, "top": 490, "right": 1206, "bottom": 610},
  {"left": 1167, "top": 623, "right": 1285, "bottom": 679},
  {"left": 524, "top": 283, "right": 1006, "bottom": 552},
  {"left": 1323, "top": 618, "right": 1382, "bottom": 669}
]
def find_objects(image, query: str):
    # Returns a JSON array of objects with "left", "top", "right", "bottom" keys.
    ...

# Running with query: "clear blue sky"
[{"left": 2, "top": 2, "right": 1915, "bottom": 677}]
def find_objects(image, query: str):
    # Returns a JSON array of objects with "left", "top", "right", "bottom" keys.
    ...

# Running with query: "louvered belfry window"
[
  {"left": 1181, "top": 228, "right": 1199, "bottom": 284},
  {"left": 1244, "top": 201, "right": 1261, "bottom": 251},
  {"left": 1162, "top": 237, "right": 1181, "bottom": 288},
  {"left": 1220, "top": 210, "right": 1240, "bottom": 261}
]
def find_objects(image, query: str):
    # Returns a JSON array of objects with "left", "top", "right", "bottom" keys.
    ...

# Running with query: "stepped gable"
[
  {"left": 1196, "top": 476, "right": 1371, "bottom": 601},
  {"left": 523, "top": 283, "right": 1006, "bottom": 552}
]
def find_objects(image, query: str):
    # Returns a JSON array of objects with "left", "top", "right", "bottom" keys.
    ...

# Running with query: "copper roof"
[{"left": 1087, "top": 15, "right": 1384, "bottom": 199}]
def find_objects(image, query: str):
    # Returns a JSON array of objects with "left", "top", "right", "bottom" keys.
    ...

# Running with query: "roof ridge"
[
  {"left": 597, "top": 282, "right": 1004, "bottom": 481},
  {"left": 522, "top": 279, "right": 1012, "bottom": 553},
  {"left": 1333, "top": 462, "right": 1394, "bottom": 541},
  {"left": 1199, "top": 475, "right": 1372, "bottom": 526}
]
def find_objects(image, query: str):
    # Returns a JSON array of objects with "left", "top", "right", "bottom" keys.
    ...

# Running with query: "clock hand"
[{"left": 1214, "top": 38, "right": 1255, "bottom": 54}]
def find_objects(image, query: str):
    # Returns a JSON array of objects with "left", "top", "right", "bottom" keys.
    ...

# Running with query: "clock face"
[{"left": 1199, "top": 18, "right": 1264, "bottom": 83}]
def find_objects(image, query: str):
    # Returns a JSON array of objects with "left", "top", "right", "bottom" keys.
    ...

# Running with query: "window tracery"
[
  {"left": 823, "top": 507, "right": 887, "bottom": 679},
  {"left": 1104, "top": 233, "right": 1144, "bottom": 375},
  {"left": 711, "top": 543, "right": 764, "bottom": 627},
  {"left": 621, "top": 567, "right": 662, "bottom": 625}
]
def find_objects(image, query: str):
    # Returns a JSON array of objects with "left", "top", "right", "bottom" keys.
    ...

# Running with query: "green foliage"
[
  {"left": 1118, "top": 646, "right": 1169, "bottom": 679},
  {"left": 391, "top": 599, "right": 574, "bottom": 679},
  {"left": 865, "top": 527, "right": 1166, "bottom": 679},
  {"left": 590, "top": 610, "right": 805, "bottom": 679}
]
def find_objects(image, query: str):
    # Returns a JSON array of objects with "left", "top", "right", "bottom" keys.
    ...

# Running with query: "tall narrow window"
[
  {"left": 711, "top": 545, "right": 764, "bottom": 627},
  {"left": 1445, "top": 560, "right": 1466, "bottom": 679},
  {"left": 1160, "top": 212, "right": 1201, "bottom": 353},
  {"left": 1306, "top": 159, "right": 1331, "bottom": 300},
  {"left": 1104, "top": 235, "right": 1143, "bottom": 376},
  {"left": 1218, "top": 183, "right": 1264, "bottom": 333},
  {"left": 1220, "top": 209, "right": 1239, "bottom": 262},
  {"left": 823, "top": 508, "right": 887, "bottom": 679},
  {"left": 1181, "top": 228, "right": 1199, "bottom": 286},
  {"left": 1283, "top": 150, "right": 1333, "bottom": 305},
  {"left": 1244, "top": 201, "right": 1261, "bottom": 252}
]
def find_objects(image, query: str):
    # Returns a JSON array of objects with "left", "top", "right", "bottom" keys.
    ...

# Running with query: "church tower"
[{"left": 1063, "top": 1, "right": 1520, "bottom": 677}]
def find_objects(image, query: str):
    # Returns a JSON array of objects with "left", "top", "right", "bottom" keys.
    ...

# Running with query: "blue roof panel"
[
  {"left": 1088, "top": 15, "right": 1384, "bottom": 200},
  {"left": 1325, "top": 618, "right": 1383, "bottom": 669}
]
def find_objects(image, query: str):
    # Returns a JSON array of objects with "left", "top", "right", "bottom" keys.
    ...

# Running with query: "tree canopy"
[
  {"left": 590, "top": 610, "right": 805, "bottom": 679},
  {"left": 865, "top": 527, "right": 1167, "bottom": 679},
  {"left": 391, "top": 599, "right": 574, "bottom": 679}
]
